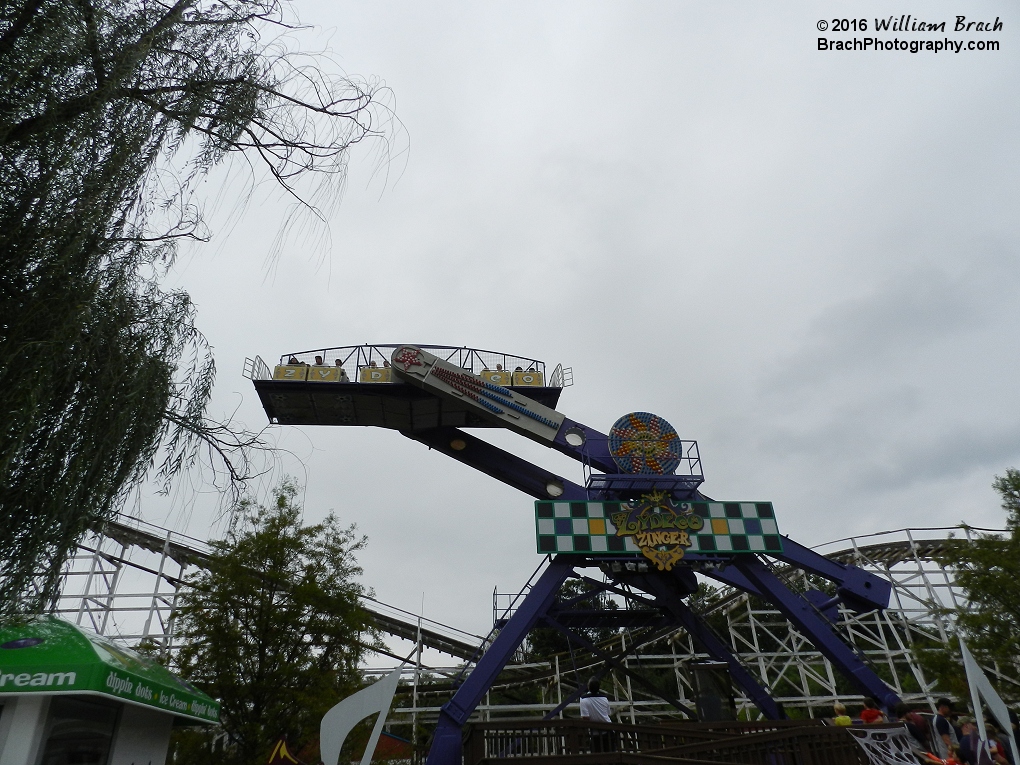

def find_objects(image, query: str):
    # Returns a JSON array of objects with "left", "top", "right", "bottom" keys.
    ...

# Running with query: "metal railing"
[
  {"left": 242, "top": 355, "right": 272, "bottom": 381},
  {"left": 550, "top": 364, "right": 573, "bottom": 388},
  {"left": 49, "top": 513, "right": 488, "bottom": 663},
  {"left": 649, "top": 725, "right": 870, "bottom": 765},
  {"left": 463, "top": 719, "right": 872, "bottom": 765},
  {"left": 465, "top": 719, "right": 729, "bottom": 764},
  {"left": 246, "top": 344, "right": 572, "bottom": 386}
]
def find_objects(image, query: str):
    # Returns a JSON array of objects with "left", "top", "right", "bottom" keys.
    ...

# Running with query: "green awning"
[{"left": 0, "top": 617, "right": 218, "bottom": 724}]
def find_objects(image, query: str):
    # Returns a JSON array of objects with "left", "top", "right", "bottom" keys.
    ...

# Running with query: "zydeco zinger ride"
[{"left": 250, "top": 343, "right": 902, "bottom": 765}]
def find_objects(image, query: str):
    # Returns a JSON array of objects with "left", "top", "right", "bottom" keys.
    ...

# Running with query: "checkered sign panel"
[{"left": 534, "top": 501, "right": 783, "bottom": 556}]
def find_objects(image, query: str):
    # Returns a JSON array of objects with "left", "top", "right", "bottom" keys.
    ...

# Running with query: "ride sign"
[{"left": 535, "top": 495, "right": 783, "bottom": 570}]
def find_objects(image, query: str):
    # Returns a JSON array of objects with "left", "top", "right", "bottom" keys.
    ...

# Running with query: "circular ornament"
[
  {"left": 1, "top": 637, "right": 43, "bottom": 649},
  {"left": 609, "top": 412, "right": 682, "bottom": 474}
]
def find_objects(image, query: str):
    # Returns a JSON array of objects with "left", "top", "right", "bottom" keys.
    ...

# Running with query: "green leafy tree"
[
  {"left": 953, "top": 469, "right": 1020, "bottom": 660},
  {"left": 0, "top": 0, "right": 391, "bottom": 617},
  {"left": 171, "top": 480, "right": 376, "bottom": 764},
  {"left": 916, "top": 469, "right": 1020, "bottom": 701}
]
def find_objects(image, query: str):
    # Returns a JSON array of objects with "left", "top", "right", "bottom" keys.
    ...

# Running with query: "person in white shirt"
[
  {"left": 579, "top": 678, "right": 612, "bottom": 723},
  {"left": 579, "top": 678, "right": 615, "bottom": 752}
]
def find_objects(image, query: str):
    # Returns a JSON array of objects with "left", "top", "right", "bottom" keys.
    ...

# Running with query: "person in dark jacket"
[
  {"left": 896, "top": 702, "right": 931, "bottom": 750},
  {"left": 958, "top": 717, "right": 1008, "bottom": 765}
]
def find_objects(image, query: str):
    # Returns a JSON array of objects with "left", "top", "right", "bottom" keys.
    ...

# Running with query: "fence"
[{"left": 463, "top": 719, "right": 877, "bottom": 765}]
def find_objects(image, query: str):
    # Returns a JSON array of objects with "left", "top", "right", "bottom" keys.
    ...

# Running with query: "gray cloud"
[{"left": 140, "top": 0, "right": 1020, "bottom": 641}]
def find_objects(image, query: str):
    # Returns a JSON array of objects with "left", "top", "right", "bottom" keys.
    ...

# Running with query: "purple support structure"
[
  {"left": 702, "top": 540, "right": 892, "bottom": 613},
  {"left": 549, "top": 417, "right": 618, "bottom": 474},
  {"left": 702, "top": 565, "right": 764, "bottom": 598},
  {"left": 258, "top": 352, "right": 906, "bottom": 741},
  {"left": 414, "top": 417, "right": 892, "bottom": 616},
  {"left": 634, "top": 571, "right": 784, "bottom": 720},
  {"left": 426, "top": 557, "right": 575, "bottom": 765},
  {"left": 403, "top": 427, "right": 891, "bottom": 614},
  {"left": 580, "top": 569, "right": 786, "bottom": 718},
  {"left": 539, "top": 615, "right": 698, "bottom": 718},
  {"left": 401, "top": 427, "right": 588, "bottom": 501},
  {"left": 772, "top": 538, "right": 892, "bottom": 612},
  {"left": 397, "top": 416, "right": 903, "bottom": 732},
  {"left": 734, "top": 557, "right": 902, "bottom": 710}
]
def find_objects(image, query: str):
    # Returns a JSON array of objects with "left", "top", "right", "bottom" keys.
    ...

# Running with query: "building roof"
[{"left": 0, "top": 616, "right": 218, "bottom": 724}]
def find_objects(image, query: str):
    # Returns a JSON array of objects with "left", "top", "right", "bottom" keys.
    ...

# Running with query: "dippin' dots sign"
[
  {"left": 107, "top": 672, "right": 213, "bottom": 718},
  {"left": 107, "top": 672, "right": 189, "bottom": 713},
  {"left": 158, "top": 690, "right": 190, "bottom": 712},
  {"left": 1, "top": 668, "right": 213, "bottom": 719},
  {"left": 105, "top": 671, "right": 154, "bottom": 700}
]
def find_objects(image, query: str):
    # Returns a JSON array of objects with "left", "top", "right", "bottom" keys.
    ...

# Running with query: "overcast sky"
[{"left": 143, "top": 0, "right": 1018, "bottom": 652}]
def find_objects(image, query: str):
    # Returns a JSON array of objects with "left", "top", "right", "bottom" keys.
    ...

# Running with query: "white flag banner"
[
  {"left": 960, "top": 637, "right": 1020, "bottom": 765},
  {"left": 320, "top": 665, "right": 404, "bottom": 765}
]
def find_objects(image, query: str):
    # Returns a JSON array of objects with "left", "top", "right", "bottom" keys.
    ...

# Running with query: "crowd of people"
[
  {"left": 569, "top": 678, "right": 1020, "bottom": 765},
  {"left": 281, "top": 355, "right": 540, "bottom": 382},
  {"left": 829, "top": 697, "right": 1018, "bottom": 765}
]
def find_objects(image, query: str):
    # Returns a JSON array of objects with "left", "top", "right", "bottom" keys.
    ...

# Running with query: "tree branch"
[{"left": 0, "top": 0, "right": 47, "bottom": 56}]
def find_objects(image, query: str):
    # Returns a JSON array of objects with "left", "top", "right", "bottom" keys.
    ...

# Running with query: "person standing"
[
  {"left": 935, "top": 698, "right": 962, "bottom": 760},
  {"left": 896, "top": 702, "right": 931, "bottom": 750},
  {"left": 958, "top": 717, "right": 1007, "bottom": 765},
  {"left": 580, "top": 678, "right": 614, "bottom": 752},
  {"left": 580, "top": 678, "right": 612, "bottom": 723}
]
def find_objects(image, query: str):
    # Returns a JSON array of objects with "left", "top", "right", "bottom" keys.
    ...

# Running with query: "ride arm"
[
  {"left": 549, "top": 417, "right": 618, "bottom": 474},
  {"left": 400, "top": 427, "right": 588, "bottom": 501},
  {"left": 734, "top": 557, "right": 901, "bottom": 710},
  {"left": 773, "top": 538, "right": 892, "bottom": 612}
]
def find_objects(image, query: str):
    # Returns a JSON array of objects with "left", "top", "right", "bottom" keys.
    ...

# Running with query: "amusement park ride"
[{"left": 251, "top": 343, "right": 904, "bottom": 765}]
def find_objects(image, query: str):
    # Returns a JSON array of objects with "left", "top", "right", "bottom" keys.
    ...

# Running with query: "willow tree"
[{"left": 0, "top": 0, "right": 390, "bottom": 617}]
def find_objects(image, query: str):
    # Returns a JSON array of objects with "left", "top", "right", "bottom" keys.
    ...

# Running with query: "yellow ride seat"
[
  {"left": 481, "top": 369, "right": 513, "bottom": 386},
  {"left": 512, "top": 370, "right": 544, "bottom": 386},
  {"left": 359, "top": 367, "right": 393, "bottom": 383},
  {"left": 273, "top": 365, "right": 308, "bottom": 381},
  {"left": 308, "top": 366, "right": 342, "bottom": 382}
]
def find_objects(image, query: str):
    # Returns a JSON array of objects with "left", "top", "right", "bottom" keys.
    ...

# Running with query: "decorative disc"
[{"left": 608, "top": 412, "right": 682, "bottom": 474}]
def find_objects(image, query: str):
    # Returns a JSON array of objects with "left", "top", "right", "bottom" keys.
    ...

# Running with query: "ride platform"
[{"left": 245, "top": 344, "right": 570, "bottom": 429}]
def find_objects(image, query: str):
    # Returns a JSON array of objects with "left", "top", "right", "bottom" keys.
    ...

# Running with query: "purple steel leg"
[
  {"left": 401, "top": 423, "right": 898, "bottom": 719},
  {"left": 735, "top": 557, "right": 901, "bottom": 710},
  {"left": 539, "top": 615, "right": 698, "bottom": 718},
  {"left": 634, "top": 572, "right": 784, "bottom": 719},
  {"left": 772, "top": 538, "right": 892, "bottom": 612},
  {"left": 703, "top": 566, "right": 764, "bottom": 597},
  {"left": 426, "top": 557, "right": 575, "bottom": 765}
]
